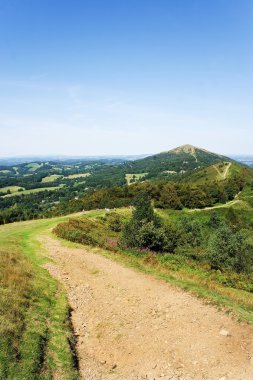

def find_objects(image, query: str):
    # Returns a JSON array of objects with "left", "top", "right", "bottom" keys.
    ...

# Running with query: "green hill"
[{"left": 125, "top": 144, "right": 233, "bottom": 181}]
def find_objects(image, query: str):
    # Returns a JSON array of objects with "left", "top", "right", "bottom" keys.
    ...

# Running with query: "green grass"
[
  {"left": 0, "top": 185, "right": 24, "bottom": 194},
  {"left": 42, "top": 174, "right": 63, "bottom": 183},
  {"left": 183, "top": 162, "right": 232, "bottom": 185},
  {"left": 0, "top": 218, "right": 79, "bottom": 380},
  {"left": 26, "top": 163, "right": 43, "bottom": 172},
  {"left": 3, "top": 186, "right": 62, "bottom": 198},
  {"left": 65, "top": 173, "right": 90, "bottom": 179},
  {"left": 125, "top": 173, "right": 148, "bottom": 185}
]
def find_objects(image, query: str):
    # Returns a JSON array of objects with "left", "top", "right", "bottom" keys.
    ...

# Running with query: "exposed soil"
[
  {"left": 213, "top": 162, "right": 231, "bottom": 180},
  {"left": 40, "top": 234, "right": 253, "bottom": 380}
]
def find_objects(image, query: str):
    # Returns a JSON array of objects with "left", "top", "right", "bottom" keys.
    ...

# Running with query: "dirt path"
[
  {"left": 213, "top": 162, "right": 231, "bottom": 180},
  {"left": 223, "top": 162, "right": 232, "bottom": 179},
  {"left": 187, "top": 198, "right": 240, "bottom": 212},
  {"left": 40, "top": 235, "right": 253, "bottom": 380}
]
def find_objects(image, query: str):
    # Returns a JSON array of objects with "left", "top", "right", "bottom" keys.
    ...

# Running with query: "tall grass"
[{"left": 0, "top": 220, "right": 79, "bottom": 380}]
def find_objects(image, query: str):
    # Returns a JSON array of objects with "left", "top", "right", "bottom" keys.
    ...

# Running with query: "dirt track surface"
[{"left": 40, "top": 235, "right": 253, "bottom": 380}]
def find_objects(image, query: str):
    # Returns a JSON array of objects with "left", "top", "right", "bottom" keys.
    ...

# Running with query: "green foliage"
[
  {"left": 135, "top": 221, "right": 168, "bottom": 252},
  {"left": 177, "top": 216, "right": 203, "bottom": 247},
  {"left": 208, "top": 224, "right": 253, "bottom": 273},
  {"left": 120, "top": 194, "right": 165, "bottom": 251},
  {"left": 54, "top": 216, "right": 120, "bottom": 251},
  {"left": 155, "top": 183, "right": 182, "bottom": 209},
  {"left": 225, "top": 207, "right": 242, "bottom": 229},
  {"left": 132, "top": 193, "right": 161, "bottom": 227},
  {"left": 208, "top": 212, "right": 223, "bottom": 228},
  {"left": 106, "top": 212, "right": 123, "bottom": 232}
]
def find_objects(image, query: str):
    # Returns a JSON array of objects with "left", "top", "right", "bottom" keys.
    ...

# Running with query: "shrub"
[
  {"left": 120, "top": 193, "right": 163, "bottom": 250},
  {"left": 106, "top": 213, "right": 123, "bottom": 232},
  {"left": 207, "top": 224, "right": 253, "bottom": 273},
  {"left": 135, "top": 221, "right": 168, "bottom": 252}
]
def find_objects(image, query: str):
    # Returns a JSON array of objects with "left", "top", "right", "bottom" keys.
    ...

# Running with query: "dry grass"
[{"left": 0, "top": 220, "right": 79, "bottom": 379}]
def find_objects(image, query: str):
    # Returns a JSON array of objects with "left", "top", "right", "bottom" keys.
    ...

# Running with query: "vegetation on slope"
[
  {"left": 125, "top": 144, "right": 232, "bottom": 180},
  {"left": 0, "top": 220, "right": 79, "bottom": 380}
]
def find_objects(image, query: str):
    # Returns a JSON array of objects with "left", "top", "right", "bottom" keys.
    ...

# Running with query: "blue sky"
[{"left": 0, "top": 0, "right": 252, "bottom": 156}]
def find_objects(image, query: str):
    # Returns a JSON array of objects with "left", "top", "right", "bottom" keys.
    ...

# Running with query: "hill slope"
[
  {"left": 182, "top": 161, "right": 253, "bottom": 185},
  {"left": 125, "top": 144, "right": 233, "bottom": 180}
]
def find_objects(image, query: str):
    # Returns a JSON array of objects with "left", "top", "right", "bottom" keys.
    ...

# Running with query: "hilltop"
[{"left": 124, "top": 144, "right": 233, "bottom": 181}]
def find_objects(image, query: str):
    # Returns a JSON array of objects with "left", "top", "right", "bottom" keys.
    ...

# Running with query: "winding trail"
[
  {"left": 40, "top": 234, "right": 253, "bottom": 380},
  {"left": 187, "top": 198, "right": 240, "bottom": 212},
  {"left": 213, "top": 162, "right": 231, "bottom": 180}
]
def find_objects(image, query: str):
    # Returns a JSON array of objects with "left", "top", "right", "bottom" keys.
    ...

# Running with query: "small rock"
[
  {"left": 219, "top": 328, "right": 230, "bottom": 336},
  {"left": 100, "top": 360, "right": 106, "bottom": 364},
  {"left": 219, "top": 377, "right": 227, "bottom": 380},
  {"left": 112, "top": 364, "right": 117, "bottom": 370}
]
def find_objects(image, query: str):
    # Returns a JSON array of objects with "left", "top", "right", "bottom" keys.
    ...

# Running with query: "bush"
[
  {"left": 106, "top": 213, "right": 123, "bottom": 232},
  {"left": 120, "top": 193, "right": 164, "bottom": 250},
  {"left": 207, "top": 224, "right": 253, "bottom": 273},
  {"left": 177, "top": 216, "right": 203, "bottom": 247},
  {"left": 135, "top": 222, "right": 168, "bottom": 252}
]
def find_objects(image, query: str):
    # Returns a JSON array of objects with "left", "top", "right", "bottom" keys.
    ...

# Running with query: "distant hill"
[
  {"left": 0, "top": 155, "right": 146, "bottom": 167},
  {"left": 124, "top": 144, "right": 233, "bottom": 181}
]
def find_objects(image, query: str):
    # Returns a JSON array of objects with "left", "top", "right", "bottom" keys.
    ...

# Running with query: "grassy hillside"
[
  {"left": 182, "top": 161, "right": 253, "bottom": 185},
  {"left": 0, "top": 218, "right": 79, "bottom": 380}
]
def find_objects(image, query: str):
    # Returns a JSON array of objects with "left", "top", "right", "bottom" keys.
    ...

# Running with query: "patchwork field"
[
  {"left": 0, "top": 185, "right": 24, "bottom": 194},
  {"left": 65, "top": 172, "right": 90, "bottom": 179},
  {"left": 2, "top": 186, "right": 62, "bottom": 198},
  {"left": 41, "top": 174, "right": 63, "bottom": 183},
  {"left": 125, "top": 172, "right": 148, "bottom": 184}
]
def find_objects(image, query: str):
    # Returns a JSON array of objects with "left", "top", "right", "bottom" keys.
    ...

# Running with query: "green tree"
[
  {"left": 132, "top": 193, "right": 161, "bottom": 227},
  {"left": 156, "top": 184, "right": 182, "bottom": 209},
  {"left": 107, "top": 212, "right": 123, "bottom": 232},
  {"left": 208, "top": 212, "right": 223, "bottom": 228},
  {"left": 208, "top": 224, "right": 252, "bottom": 273},
  {"left": 120, "top": 193, "right": 163, "bottom": 250}
]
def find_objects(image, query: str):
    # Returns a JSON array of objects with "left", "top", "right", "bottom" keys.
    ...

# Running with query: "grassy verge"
[{"left": 0, "top": 219, "right": 79, "bottom": 380}]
